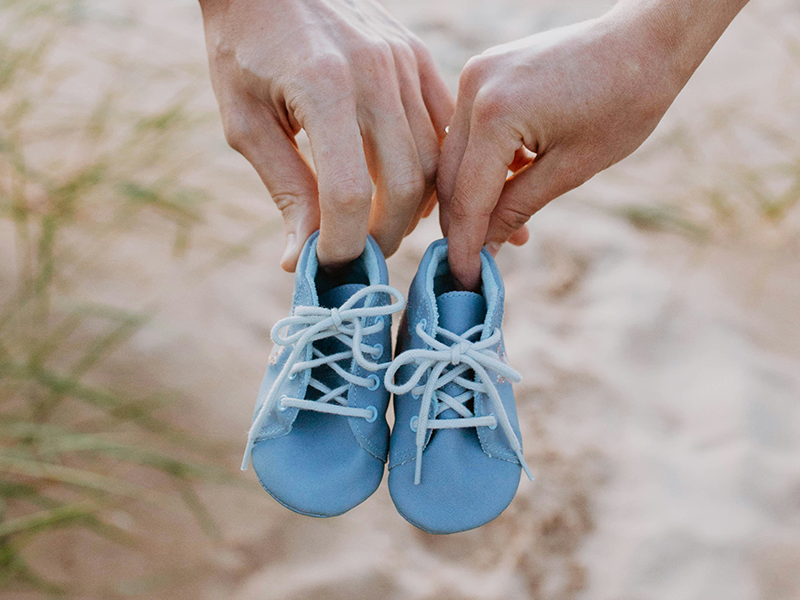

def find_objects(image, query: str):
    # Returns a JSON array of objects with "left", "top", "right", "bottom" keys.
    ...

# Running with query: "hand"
[
  {"left": 200, "top": 0, "right": 454, "bottom": 270},
  {"left": 437, "top": 1, "right": 745, "bottom": 290}
]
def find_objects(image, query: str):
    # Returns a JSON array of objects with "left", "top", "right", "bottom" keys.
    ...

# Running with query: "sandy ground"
[{"left": 3, "top": 0, "right": 800, "bottom": 598}]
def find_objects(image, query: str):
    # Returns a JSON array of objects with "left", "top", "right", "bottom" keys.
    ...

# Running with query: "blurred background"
[{"left": 1, "top": 0, "right": 799, "bottom": 598}]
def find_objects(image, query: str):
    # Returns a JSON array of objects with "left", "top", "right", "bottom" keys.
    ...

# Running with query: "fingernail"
[
  {"left": 281, "top": 233, "right": 297, "bottom": 266},
  {"left": 485, "top": 242, "right": 502, "bottom": 256}
]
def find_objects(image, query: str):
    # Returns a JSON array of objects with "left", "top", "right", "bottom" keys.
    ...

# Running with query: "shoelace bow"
[
  {"left": 241, "top": 284, "right": 405, "bottom": 471},
  {"left": 384, "top": 322, "right": 534, "bottom": 485}
]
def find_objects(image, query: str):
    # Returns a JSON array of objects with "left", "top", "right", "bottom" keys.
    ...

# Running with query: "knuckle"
[
  {"left": 351, "top": 39, "right": 394, "bottom": 70},
  {"left": 495, "top": 204, "right": 530, "bottom": 234},
  {"left": 298, "top": 52, "right": 351, "bottom": 86},
  {"left": 390, "top": 39, "right": 416, "bottom": 65},
  {"left": 449, "top": 198, "right": 490, "bottom": 222},
  {"left": 325, "top": 180, "right": 372, "bottom": 213},
  {"left": 405, "top": 35, "right": 429, "bottom": 60},
  {"left": 390, "top": 168, "right": 426, "bottom": 203},
  {"left": 460, "top": 55, "right": 492, "bottom": 92},
  {"left": 269, "top": 190, "right": 306, "bottom": 214},
  {"left": 473, "top": 86, "right": 510, "bottom": 126}
]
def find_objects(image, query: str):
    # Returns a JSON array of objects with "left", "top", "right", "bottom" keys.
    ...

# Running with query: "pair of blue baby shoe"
[{"left": 241, "top": 233, "right": 533, "bottom": 534}]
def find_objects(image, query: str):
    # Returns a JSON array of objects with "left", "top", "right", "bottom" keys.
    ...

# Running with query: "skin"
[
  {"left": 199, "top": 0, "right": 454, "bottom": 272},
  {"left": 200, "top": 0, "right": 750, "bottom": 286},
  {"left": 438, "top": 0, "right": 751, "bottom": 290}
]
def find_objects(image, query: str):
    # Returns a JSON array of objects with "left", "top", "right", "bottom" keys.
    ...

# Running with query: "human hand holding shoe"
[
  {"left": 438, "top": 0, "right": 749, "bottom": 290},
  {"left": 200, "top": 0, "right": 454, "bottom": 271}
]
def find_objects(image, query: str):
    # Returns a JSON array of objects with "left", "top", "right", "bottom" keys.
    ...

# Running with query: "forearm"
[
  {"left": 198, "top": 0, "right": 229, "bottom": 21},
  {"left": 608, "top": 0, "right": 750, "bottom": 88}
]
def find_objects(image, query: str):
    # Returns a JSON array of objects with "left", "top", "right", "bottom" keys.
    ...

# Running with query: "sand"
[{"left": 3, "top": 0, "right": 800, "bottom": 598}]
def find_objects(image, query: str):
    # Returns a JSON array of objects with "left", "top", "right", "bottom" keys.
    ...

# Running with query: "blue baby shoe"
[
  {"left": 384, "top": 238, "right": 533, "bottom": 534},
  {"left": 241, "top": 232, "right": 405, "bottom": 517}
]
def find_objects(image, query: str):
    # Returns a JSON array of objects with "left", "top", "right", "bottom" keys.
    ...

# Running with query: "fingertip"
[
  {"left": 279, "top": 233, "right": 299, "bottom": 272},
  {"left": 280, "top": 254, "right": 298, "bottom": 272},
  {"left": 508, "top": 225, "right": 530, "bottom": 246},
  {"left": 280, "top": 257, "right": 297, "bottom": 273},
  {"left": 371, "top": 229, "right": 401, "bottom": 260}
]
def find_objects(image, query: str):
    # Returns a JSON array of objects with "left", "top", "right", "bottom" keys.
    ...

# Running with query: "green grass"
[{"left": 0, "top": 2, "right": 242, "bottom": 594}]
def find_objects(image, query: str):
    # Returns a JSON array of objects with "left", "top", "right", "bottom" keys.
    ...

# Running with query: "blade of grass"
[
  {"left": 0, "top": 452, "right": 173, "bottom": 506},
  {"left": 0, "top": 500, "right": 101, "bottom": 538}
]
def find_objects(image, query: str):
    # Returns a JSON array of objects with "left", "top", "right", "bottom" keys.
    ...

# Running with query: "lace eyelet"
[
  {"left": 488, "top": 414, "right": 497, "bottom": 430},
  {"left": 411, "top": 390, "right": 421, "bottom": 399},
  {"left": 364, "top": 405, "right": 378, "bottom": 423},
  {"left": 367, "top": 374, "right": 381, "bottom": 391},
  {"left": 371, "top": 342, "right": 383, "bottom": 358},
  {"left": 417, "top": 318, "right": 427, "bottom": 331},
  {"left": 278, "top": 396, "right": 288, "bottom": 412},
  {"left": 287, "top": 371, "right": 297, "bottom": 381},
  {"left": 410, "top": 415, "right": 419, "bottom": 432}
]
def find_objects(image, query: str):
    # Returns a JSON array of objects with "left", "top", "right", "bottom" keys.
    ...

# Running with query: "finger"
[
  {"left": 414, "top": 43, "right": 456, "bottom": 143},
  {"left": 392, "top": 48, "right": 441, "bottom": 237},
  {"left": 446, "top": 124, "right": 517, "bottom": 290},
  {"left": 485, "top": 150, "right": 578, "bottom": 245},
  {"left": 483, "top": 224, "right": 529, "bottom": 258},
  {"left": 222, "top": 104, "right": 320, "bottom": 272},
  {"left": 509, "top": 146, "right": 536, "bottom": 173},
  {"left": 508, "top": 225, "right": 529, "bottom": 245},
  {"left": 301, "top": 97, "right": 373, "bottom": 269},
  {"left": 361, "top": 79, "right": 426, "bottom": 258},
  {"left": 436, "top": 88, "right": 474, "bottom": 236}
]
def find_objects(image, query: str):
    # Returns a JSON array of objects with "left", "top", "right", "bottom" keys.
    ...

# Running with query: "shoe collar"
[
  {"left": 419, "top": 238, "right": 505, "bottom": 338},
  {"left": 294, "top": 232, "right": 386, "bottom": 310}
]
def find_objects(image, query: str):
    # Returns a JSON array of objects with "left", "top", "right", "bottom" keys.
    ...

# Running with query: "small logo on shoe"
[
  {"left": 267, "top": 345, "right": 284, "bottom": 366},
  {"left": 497, "top": 351, "right": 509, "bottom": 383}
]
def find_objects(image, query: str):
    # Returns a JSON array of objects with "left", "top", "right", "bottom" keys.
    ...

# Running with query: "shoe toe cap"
[
  {"left": 251, "top": 412, "right": 384, "bottom": 517},
  {"left": 388, "top": 431, "right": 521, "bottom": 534}
]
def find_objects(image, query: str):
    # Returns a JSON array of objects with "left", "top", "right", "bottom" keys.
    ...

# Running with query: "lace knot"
[
  {"left": 329, "top": 307, "right": 343, "bottom": 328},
  {"left": 450, "top": 341, "right": 470, "bottom": 365}
]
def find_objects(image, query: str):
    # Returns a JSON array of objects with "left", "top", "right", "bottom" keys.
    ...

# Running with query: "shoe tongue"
[
  {"left": 436, "top": 291, "right": 486, "bottom": 335},
  {"left": 309, "top": 283, "right": 365, "bottom": 401},
  {"left": 435, "top": 291, "right": 487, "bottom": 420},
  {"left": 318, "top": 283, "right": 366, "bottom": 309}
]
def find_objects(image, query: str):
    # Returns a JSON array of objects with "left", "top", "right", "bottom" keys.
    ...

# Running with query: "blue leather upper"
[
  {"left": 249, "top": 232, "right": 393, "bottom": 517},
  {"left": 388, "top": 238, "right": 524, "bottom": 534}
]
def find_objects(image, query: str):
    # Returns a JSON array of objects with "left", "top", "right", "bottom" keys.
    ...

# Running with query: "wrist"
[{"left": 604, "top": 0, "right": 749, "bottom": 89}]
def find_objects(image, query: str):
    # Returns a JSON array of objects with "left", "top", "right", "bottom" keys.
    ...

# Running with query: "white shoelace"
[
  {"left": 384, "top": 322, "right": 534, "bottom": 485},
  {"left": 241, "top": 284, "right": 405, "bottom": 471}
]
